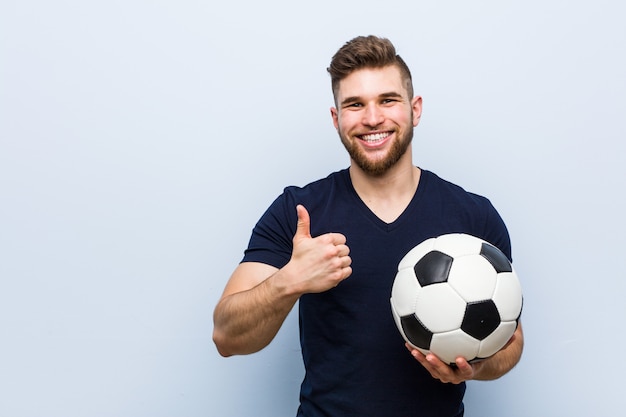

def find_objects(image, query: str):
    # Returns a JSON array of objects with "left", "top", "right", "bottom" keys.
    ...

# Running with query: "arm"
[
  {"left": 471, "top": 322, "right": 524, "bottom": 381},
  {"left": 407, "top": 322, "right": 524, "bottom": 384},
  {"left": 212, "top": 205, "right": 352, "bottom": 357},
  {"left": 212, "top": 262, "right": 292, "bottom": 357}
]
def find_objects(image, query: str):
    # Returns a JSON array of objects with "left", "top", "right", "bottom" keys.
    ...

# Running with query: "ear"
[
  {"left": 330, "top": 107, "right": 339, "bottom": 129},
  {"left": 411, "top": 96, "right": 423, "bottom": 127}
]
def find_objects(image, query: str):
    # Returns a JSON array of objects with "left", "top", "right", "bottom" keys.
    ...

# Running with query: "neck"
[{"left": 349, "top": 156, "right": 421, "bottom": 223}]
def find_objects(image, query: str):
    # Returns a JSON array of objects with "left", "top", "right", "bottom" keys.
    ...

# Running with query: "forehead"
[{"left": 336, "top": 65, "right": 408, "bottom": 101}]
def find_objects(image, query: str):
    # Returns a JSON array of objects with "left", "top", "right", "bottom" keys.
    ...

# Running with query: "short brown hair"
[{"left": 327, "top": 35, "right": 414, "bottom": 102}]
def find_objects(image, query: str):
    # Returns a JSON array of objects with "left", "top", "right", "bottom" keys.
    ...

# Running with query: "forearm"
[
  {"left": 213, "top": 271, "right": 300, "bottom": 357},
  {"left": 472, "top": 323, "right": 524, "bottom": 381},
  {"left": 213, "top": 211, "right": 352, "bottom": 356}
]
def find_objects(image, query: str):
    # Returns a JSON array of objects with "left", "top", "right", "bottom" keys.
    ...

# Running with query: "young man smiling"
[{"left": 213, "top": 35, "right": 523, "bottom": 417}]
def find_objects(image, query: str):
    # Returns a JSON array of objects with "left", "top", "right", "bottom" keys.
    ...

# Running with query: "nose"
[{"left": 362, "top": 104, "right": 384, "bottom": 128}]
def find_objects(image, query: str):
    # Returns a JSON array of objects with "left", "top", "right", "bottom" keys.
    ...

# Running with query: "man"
[{"left": 213, "top": 35, "right": 523, "bottom": 417}]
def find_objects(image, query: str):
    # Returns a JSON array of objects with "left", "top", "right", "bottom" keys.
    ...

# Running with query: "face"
[{"left": 331, "top": 65, "right": 422, "bottom": 176}]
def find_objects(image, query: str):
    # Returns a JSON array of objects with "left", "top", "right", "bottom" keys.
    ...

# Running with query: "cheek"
[{"left": 336, "top": 114, "right": 357, "bottom": 132}]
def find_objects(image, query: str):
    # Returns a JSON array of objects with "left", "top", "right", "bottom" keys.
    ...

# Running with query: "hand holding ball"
[{"left": 390, "top": 234, "right": 523, "bottom": 365}]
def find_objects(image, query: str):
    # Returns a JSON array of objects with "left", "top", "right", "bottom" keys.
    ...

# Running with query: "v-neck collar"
[{"left": 340, "top": 168, "right": 427, "bottom": 233}]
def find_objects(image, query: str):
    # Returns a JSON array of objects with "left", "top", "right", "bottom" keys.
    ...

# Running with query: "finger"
[
  {"left": 454, "top": 358, "right": 474, "bottom": 378},
  {"left": 328, "top": 232, "right": 347, "bottom": 245},
  {"left": 407, "top": 344, "right": 428, "bottom": 364},
  {"left": 342, "top": 265, "right": 353, "bottom": 279},
  {"left": 335, "top": 243, "right": 350, "bottom": 257},
  {"left": 294, "top": 205, "right": 311, "bottom": 240}
]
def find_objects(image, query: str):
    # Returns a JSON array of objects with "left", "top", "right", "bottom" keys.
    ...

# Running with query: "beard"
[{"left": 339, "top": 124, "right": 414, "bottom": 177}]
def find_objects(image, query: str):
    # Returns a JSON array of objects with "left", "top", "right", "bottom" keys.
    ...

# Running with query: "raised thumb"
[{"left": 294, "top": 205, "right": 311, "bottom": 239}]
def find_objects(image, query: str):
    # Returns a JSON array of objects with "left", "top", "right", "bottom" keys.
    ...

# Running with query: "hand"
[
  {"left": 282, "top": 205, "right": 352, "bottom": 294},
  {"left": 405, "top": 343, "right": 482, "bottom": 384}
]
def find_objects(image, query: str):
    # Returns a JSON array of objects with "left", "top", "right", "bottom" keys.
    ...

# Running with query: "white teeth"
[{"left": 361, "top": 132, "right": 389, "bottom": 142}]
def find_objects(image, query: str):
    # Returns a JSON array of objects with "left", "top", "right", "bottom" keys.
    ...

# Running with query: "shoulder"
[
  {"left": 272, "top": 169, "right": 351, "bottom": 219},
  {"left": 263, "top": 168, "right": 349, "bottom": 220},
  {"left": 281, "top": 169, "right": 349, "bottom": 200},
  {"left": 420, "top": 169, "right": 511, "bottom": 259},
  {"left": 243, "top": 169, "right": 350, "bottom": 268},
  {"left": 421, "top": 169, "right": 493, "bottom": 207}
]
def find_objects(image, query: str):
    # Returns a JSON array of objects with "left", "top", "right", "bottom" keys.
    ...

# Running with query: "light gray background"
[{"left": 2, "top": 0, "right": 625, "bottom": 416}]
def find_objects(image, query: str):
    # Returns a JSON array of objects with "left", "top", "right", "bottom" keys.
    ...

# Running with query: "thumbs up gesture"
[{"left": 284, "top": 205, "right": 352, "bottom": 294}]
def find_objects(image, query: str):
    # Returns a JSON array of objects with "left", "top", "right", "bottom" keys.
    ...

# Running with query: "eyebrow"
[{"left": 340, "top": 91, "right": 404, "bottom": 107}]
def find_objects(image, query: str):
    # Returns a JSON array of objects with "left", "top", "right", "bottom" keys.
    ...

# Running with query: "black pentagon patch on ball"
[
  {"left": 461, "top": 300, "right": 501, "bottom": 340},
  {"left": 479, "top": 243, "right": 512, "bottom": 273},
  {"left": 413, "top": 251, "right": 453, "bottom": 287},
  {"left": 400, "top": 314, "right": 433, "bottom": 350}
]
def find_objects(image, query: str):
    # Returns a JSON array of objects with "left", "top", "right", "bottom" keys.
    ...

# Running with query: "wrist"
[{"left": 269, "top": 265, "right": 304, "bottom": 300}]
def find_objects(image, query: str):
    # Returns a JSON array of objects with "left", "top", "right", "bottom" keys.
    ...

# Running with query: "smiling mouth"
[{"left": 359, "top": 132, "right": 391, "bottom": 143}]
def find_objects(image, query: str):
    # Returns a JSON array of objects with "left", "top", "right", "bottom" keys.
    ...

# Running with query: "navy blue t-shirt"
[{"left": 242, "top": 168, "right": 511, "bottom": 417}]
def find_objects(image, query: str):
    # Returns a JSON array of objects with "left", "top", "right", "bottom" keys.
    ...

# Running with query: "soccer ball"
[{"left": 390, "top": 233, "right": 523, "bottom": 365}]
